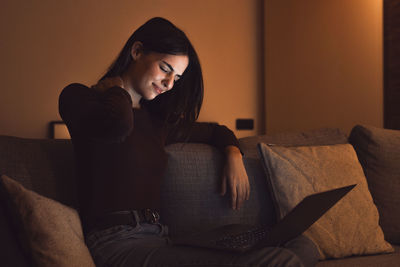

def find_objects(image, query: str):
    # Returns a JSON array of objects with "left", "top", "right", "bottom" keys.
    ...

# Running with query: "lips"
[{"left": 152, "top": 83, "right": 164, "bottom": 95}]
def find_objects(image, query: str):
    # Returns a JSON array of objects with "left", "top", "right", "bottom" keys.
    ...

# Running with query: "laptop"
[{"left": 173, "top": 184, "right": 356, "bottom": 253}]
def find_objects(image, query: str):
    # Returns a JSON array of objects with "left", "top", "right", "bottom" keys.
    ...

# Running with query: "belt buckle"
[{"left": 144, "top": 209, "right": 160, "bottom": 224}]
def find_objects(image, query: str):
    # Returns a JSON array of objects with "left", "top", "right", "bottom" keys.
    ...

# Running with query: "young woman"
[{"left": 59, "top": 17, "right": 318, "bottom": 267}]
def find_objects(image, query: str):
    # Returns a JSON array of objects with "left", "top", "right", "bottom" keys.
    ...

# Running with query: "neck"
[{"left": 120, "top": 73, "right": 142, "bottom": 108}]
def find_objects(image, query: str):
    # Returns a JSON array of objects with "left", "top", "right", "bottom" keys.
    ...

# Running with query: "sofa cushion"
[
  {"left": 258, "top": 143, "right": 393, "bottom": 259},
  {"left": 0, "top": 175, "right": 95, "bottom": 267},
  {"left": 316, "top": 245, "right": 400, "bottom": 267},
  {"left": 161, "top": 143, "right": 273, "bottom": 237},
  {"left": 349, "top": 125, "right": 400, "bottom": 244}
]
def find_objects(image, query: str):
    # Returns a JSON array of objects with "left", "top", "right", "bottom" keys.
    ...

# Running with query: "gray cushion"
[
  {"left": 349, "top": 125, "right": 400, "bottom": 244},
  {"left": 161, "top": 143, "right": 273, "bottom": 238}
]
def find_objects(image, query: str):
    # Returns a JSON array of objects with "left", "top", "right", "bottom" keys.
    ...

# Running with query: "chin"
[{"left": 143, "top": 94, "right": 158, "bottom": 101}]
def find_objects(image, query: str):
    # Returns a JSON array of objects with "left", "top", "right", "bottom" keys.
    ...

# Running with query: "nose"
[{"left": 162, "top": 74, "right": 174, "bottom": 91}]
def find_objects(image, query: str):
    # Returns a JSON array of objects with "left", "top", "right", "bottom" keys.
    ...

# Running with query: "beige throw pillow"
[
  {"left": 258, "top": 143, "right": 393, "bottom": 259},
  {"left": 0, "top": 174, "right": 95, "bottom": 267}
]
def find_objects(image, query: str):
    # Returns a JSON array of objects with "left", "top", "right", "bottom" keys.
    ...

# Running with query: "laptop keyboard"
[{"left": 214, "top": 225, "right": 270, "bottom": 250}]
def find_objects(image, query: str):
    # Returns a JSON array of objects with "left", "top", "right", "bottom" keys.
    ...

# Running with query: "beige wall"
[
  {"left": 265, "top": 0, "right": 383, "bottom": 135},
  {"left": 0, "top": 0, "right": 260, "bottom": 139},
  {"left": 0, "top": 0, "right": 385, "bottom": 139}
]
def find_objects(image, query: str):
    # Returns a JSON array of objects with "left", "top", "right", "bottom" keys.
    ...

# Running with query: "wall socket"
[{"left": 236, "top": 119, "right": 254, "bottom": 130}]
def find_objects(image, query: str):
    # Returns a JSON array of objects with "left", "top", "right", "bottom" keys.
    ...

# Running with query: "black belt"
[{"left": 85, "top": 209, "right": 160, "bottom": 233}]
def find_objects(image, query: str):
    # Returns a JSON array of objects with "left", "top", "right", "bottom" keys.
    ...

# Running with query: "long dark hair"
[{"left": 101, "top": 17, "right": 203, "bottom": 137}]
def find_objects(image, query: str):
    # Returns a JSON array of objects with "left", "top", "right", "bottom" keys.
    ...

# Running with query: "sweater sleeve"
[
  {"left": 165, "top": 122, "right": 242, "bottom": 152},
  {"left": 58, "top": 83, "right": 134, "bottom": 143}
]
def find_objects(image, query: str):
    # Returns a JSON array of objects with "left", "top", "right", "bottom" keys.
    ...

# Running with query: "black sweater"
[{"left": 59, "top": 83, "right": 240, "bottom": 230}]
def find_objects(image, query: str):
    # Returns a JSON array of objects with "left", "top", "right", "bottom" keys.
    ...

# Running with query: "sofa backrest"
[
  {"left": 0, "top": 136, "right": 78, "bottom": 207},
  {"left": 0, "top": 128, "right": 348, "bottom": 238},
  {"left": 0, "top": 136, "right": 275, "bottom": 238}
]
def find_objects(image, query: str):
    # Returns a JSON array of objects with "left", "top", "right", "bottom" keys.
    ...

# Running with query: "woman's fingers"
[
  {"left": 237, "top": 184, "right": 243, "bottom": 210},
  {"left": 245, "top": 178, "right": 250, "bottom": 201},
  {"left": 222, "top": 145, "right": 251, "bottom": 210},
  {"left": 229, "top": 179, "right": 236, "bottom": 209},
  {"left": 221, "top": 175, "right": 227, "bottom": 196},
  {"left": 231, "top": 176, "right": 248, "bottom": 210},
  {"left": 240, "top": 180, "right": 249, "bottom": 209}
]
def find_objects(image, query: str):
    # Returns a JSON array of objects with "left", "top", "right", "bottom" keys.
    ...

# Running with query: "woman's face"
[{"left": 128, "top": 48, "right": 189, "bottom": 101}]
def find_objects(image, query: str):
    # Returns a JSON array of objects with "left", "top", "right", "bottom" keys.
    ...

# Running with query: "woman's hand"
[
  {"left": 221, "top": 146, "right": 250, "bottom": 210},
  {"left": 91, "top": 76, "right": 125, "bottom": 92}
]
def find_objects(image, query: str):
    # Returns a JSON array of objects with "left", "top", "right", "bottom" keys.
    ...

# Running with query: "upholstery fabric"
[
  {"left": 316, "top": 245, "right": 400, "bottom": 267},
  {"left": 1, "top": 129, "right": 399, "bottom": 266},
  {"left": 161, "top": 143, "right": 273, "bottom": 237},
  {"left": 349, "top": 125, "right": 400, "bottom": 244},
  {"left": 0, "top": 175, "right": 95, "bottom": 267},
  {"left": 0, "top": 136, "right": 77, "bottom": 208},
  {"left": 0, "top": 129, "right": 348, "bottom": 240},
  {"left": 258, "top": 143, "right": 393, "bottom": 259}
]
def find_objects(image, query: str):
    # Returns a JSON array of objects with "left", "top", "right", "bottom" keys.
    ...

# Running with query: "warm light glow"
[{"left": 53, "top": 124, "right": 70, "bottom": 139}]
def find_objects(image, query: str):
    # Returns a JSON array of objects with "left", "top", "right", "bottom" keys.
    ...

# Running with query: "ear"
[{"left": 131, "top": 41, "right": 143, "bottom": 60}]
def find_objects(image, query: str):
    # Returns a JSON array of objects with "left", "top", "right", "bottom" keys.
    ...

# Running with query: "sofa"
[{"left": 0, "top": 125, "right": 399, "bottom": 266}]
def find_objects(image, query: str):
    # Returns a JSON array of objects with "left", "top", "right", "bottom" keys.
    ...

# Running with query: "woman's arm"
[
  {"left": 222, "top": 145, "right": 250, "bottom": 210},
  {"left": 59, "top": 78, "right": 133, "bottom": 142},
  {"left": 166, "top": 122, "right": 250, "bottom": 210},
  {"left": 165, "top": 122, "right": 240, "bottom": 149}
]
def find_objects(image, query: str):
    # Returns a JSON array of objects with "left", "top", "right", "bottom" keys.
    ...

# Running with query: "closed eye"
[
  {"left": 160, "top": 65, "right": 169, "bottom": 73},
  {"left": 160, "top": 63, "right": 181, "bottom": 82}
]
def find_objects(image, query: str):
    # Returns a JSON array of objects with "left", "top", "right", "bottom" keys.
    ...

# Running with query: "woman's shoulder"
[
  {"left": 59, "top": 83, "right": 96, "bottom": 100},
  {"left": 62, "top": 83, "right": 90, "bottom": 92},
  {"left": 60, "top": 82, "right": 88, "bottom": 95}
]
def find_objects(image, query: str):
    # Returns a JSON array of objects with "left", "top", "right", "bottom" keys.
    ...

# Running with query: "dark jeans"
[{"left": 86, "top": 221, "right": 319, "bottom": 267}]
